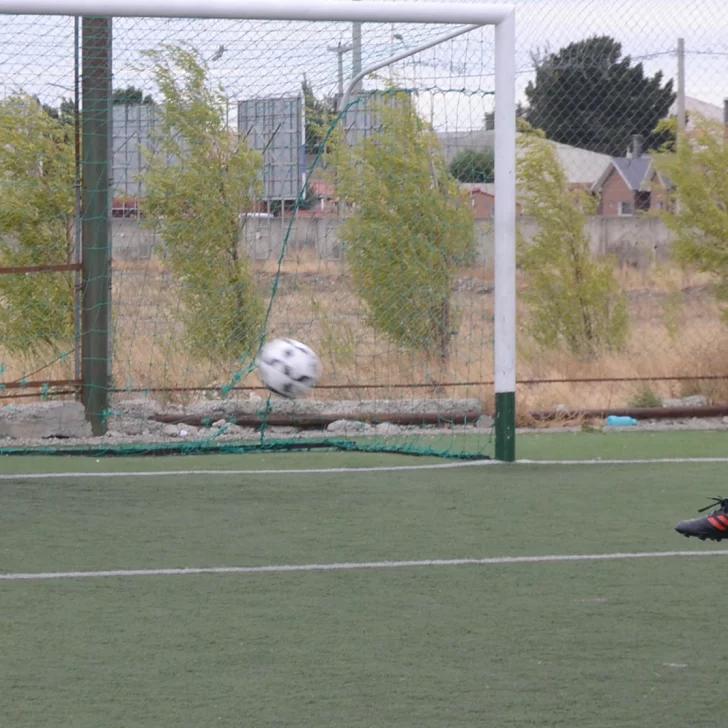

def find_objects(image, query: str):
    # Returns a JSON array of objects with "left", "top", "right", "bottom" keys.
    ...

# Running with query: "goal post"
[
  {"left": 0, "top": 1, "right": 516, "bottom": 460},
  {"left": 0, "top": 0, "right": 511, "bottom": 24},
  {"left": 493, "top": 9, "right": 516, "bottom": 462}
]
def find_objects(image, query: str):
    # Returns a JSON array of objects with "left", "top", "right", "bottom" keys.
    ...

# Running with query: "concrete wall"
[
  {"left": 112, "top": 219, "right": 159, "bottom": 261},
  {"left": 243, "top": 217, "right": 345, "bottom": 261},
  {"left": 515, "top": 215, "right": 674, "bottom": 269},
  {"left": 111, "top": 214, "right": 676, "bottom": 270}
]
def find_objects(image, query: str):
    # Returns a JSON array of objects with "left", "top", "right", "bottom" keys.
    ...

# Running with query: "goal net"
[{"left": 0, "top": 3, "right": 515, "bottom": 459}]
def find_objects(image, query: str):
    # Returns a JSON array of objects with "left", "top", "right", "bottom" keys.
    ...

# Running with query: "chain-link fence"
[
  {"left": 505, "top": 0, "right": 728, "bottom": 423},
  {"left": 0, "top": 1, "right": 726, "bottom": 451}
]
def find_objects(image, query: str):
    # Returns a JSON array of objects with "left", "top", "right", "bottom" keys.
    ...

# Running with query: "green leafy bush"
[
  {"left": 333, "top": 92, "right": 475, "bottom": 361},
  {"left": 141, "top": 45, "right": 265, "bottom": 363},
  {"left": 517, "top": 132, "right": 629, "bottom": 358}
]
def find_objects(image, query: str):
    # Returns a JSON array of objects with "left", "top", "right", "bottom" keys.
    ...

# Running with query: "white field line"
[
  {"left": 0, "top": 461, "right": 488, "bottom": 480},
  {"left": 0, "top": 457, "right": 728, "bottom": 481},
  {"left": 2, "top": 550, "right": 727, "bottom": 582},
  {"left": 519, "top": 458, "right": 728, "bottom": 465}
]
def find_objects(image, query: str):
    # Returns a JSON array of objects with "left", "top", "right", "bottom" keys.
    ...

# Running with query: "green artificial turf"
[{"left": 1, "top": 447, "right": 727, "bottom": 726}]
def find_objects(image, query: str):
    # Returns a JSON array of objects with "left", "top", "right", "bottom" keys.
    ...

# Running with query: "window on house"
[
  {"left": 635, "top": 191, "right": 651, "bottom": 212},
  {"left": 618, "top": 201, "right": 634, "bottom": 216}
]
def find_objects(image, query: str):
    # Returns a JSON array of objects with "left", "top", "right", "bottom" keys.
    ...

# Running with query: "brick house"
[
  {"left": 448, "top": 137, "right": 610, "bottom": 217},
  {"left": 460, "top": 184, "right": 523, "bottom": 218},
  {"left": 295, "top": 181, "right": 524, "bottom": 220},
  {"left": 591, "top": 156, "right": 671, "bottom": 216},
  {"left": 468, "top": 187, "right": 496, "bottom": 218}
]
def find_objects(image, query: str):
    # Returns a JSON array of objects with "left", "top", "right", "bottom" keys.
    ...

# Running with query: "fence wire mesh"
[
  {"left": 0, "top": 0, "right": 726, "bottom": 452},
  {"left": 507, "top": 0, "right": 728, "bottom": 422}
]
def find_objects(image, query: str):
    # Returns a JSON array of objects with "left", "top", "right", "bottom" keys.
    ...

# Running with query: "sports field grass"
[{"left": 1, "top": 430, "right": 727, "bottom": 727}]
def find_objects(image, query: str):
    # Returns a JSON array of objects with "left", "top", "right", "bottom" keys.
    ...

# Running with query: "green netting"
[{"left": 0, "top": 14, "right": 497, "bottom": 458}]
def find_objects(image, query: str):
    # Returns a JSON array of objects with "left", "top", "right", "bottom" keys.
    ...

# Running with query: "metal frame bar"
[{"left": 0, "top": 0, "right": 512, "bottom": 24}]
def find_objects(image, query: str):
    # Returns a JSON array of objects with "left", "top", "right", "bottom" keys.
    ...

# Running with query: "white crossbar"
[{"left": 0, "top": 0, "right": 513, "bottom": 24}]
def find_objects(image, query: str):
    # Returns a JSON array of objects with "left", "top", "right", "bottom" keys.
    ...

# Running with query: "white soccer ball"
[{"left": 256, "top": 338, "right": 322, "bottom": 399}]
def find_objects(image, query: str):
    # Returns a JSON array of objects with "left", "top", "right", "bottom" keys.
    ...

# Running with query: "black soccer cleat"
[{"left": 675, "top": 497, "right": 728, "bottom": 542}]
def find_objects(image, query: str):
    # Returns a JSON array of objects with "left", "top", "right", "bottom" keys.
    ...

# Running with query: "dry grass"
[{"left": 1, "top": 254, "right": 727, "bottom": 415}]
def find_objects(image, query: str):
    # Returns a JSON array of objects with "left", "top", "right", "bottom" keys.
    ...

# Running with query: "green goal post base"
[{"left": 495, "top": 391, "right": 516, "bottom": 462}]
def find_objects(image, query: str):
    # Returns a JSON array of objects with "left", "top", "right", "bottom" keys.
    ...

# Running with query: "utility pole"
[
  {"left": 352, "top": 0, "right": 362, "bottom": 94},
  {"left": 352, "top": 22, "right": 362, "bottom": 93},
  {"left": 328, "top": 41, "right": 352, "bottom": 105},
  {"left": 677, "top": 38, "right": 686, "bottom": 135}
]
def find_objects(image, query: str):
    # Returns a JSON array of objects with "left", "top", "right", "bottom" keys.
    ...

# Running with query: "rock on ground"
[
  {"left": 326, "top": 419, "right": 373, "bottom": 434},
  {"left": 0, "top": 401, "right": 91, "bottom": 439}
]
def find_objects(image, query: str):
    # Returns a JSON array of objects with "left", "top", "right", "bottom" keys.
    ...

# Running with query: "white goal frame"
[{"left": 0, "top": 0, "right": 517, "bottom": 461}]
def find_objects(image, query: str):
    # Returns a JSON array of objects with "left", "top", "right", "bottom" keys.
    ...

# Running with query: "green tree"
[
  {"left": 302, "top": 76, "right": 336, "bottom": 156},
  {"left": 37, "top": 96, "right": 74, "bottom": 128},
  {"left": 649, "top": 113, "right": 688, "bottom": 152},
  {"left": 59, "top": 98, "right": 75, "bottom": 118},
  {"left": 45, "top": 89, "right": 152, "bottom": 125},
  {"left": 140, "top": 45, "right": 265, "bottom": 363},
  {"left": 524, "top": 36, "right": 675, "bottom": 156},
  {"left": 516, "top": 116, "right": 542, "bottom": 135},
  {"left": 113, "top": 85, "right": 154, "bottom": 105},
  {"left": 447, "top": 149, "right": 495, "bottom": 184},
  {"left": 58, "top": 98, "right": 76, "bottom": 125},
  {"left": 0, "top": 94, "right": 76, "bottom": 356},
  {"left": 333, "top": 91, "right": 474, "bottom": 361},
  {"left": 484, "top": 104, "right": 527, "bottom": 131},
  {"left": 651, "top": 117, "right": 728, "bottom": 322},
  {"left": 517, "top": 132, "right": 629, "bottom": 357}
]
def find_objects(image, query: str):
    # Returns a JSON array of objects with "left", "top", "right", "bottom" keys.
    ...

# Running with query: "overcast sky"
[{"left": 0, "top": 0, "right": 725, "bottom": 131}]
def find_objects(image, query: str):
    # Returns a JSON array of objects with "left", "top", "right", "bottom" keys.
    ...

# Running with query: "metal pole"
[
  {"left": 493, "top": 9, "right": 516, "bottom": 462},
  {"left": 328, "top": 42, "right": 352, "bottom": 98},
  {"left": 337, "top": 46, "right": 345, "bottom": 96},
  {"left": 352, "top": 21, "right": 362, "bottom": 93},
  {"left": 81, "top": 16, "right": 111, "bottom": 435},
  {"left": 676, "top": 38, "right": 686, "bottom": 135},
  {"left": 351, "top": 0, "right": 362, "bottom": 92}
]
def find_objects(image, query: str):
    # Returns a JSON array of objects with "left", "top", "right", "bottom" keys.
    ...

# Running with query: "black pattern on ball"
[{"left": 264, "top": 382, "right": 294, "bottom": 399}]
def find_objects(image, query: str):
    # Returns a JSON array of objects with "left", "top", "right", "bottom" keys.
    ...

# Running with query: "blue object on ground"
[{"left": 606, "top": 415, "right": 638, "bottom": 427}]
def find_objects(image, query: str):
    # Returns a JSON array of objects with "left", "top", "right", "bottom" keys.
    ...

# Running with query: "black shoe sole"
[{"left": 677, "top": 530, "right": 725, "bottom": 542}]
